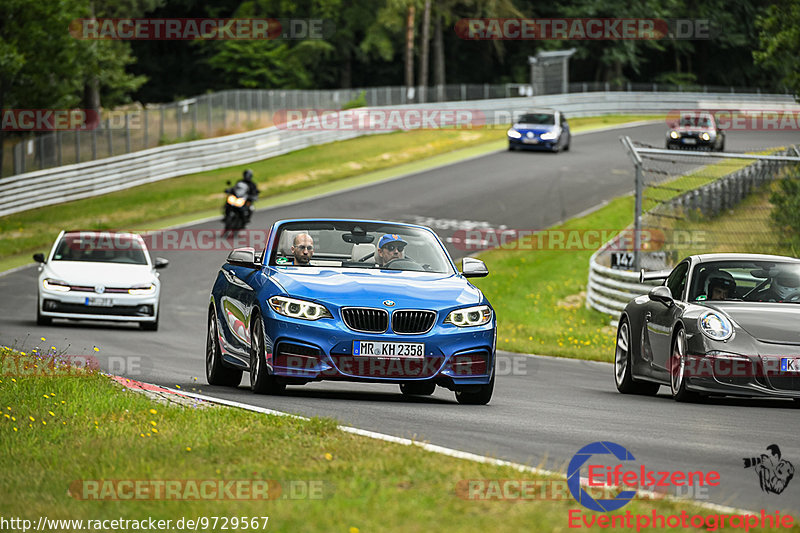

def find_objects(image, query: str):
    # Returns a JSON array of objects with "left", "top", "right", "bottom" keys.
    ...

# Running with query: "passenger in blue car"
[
  {"left": 376, "top": 234, "right": 407, "bottom": 267},
  {"left": 291, "top": 233, "right": 314, "bottom": 265}
]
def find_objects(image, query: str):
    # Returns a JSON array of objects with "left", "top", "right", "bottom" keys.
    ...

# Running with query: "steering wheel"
[
  {"left": 382, "top": 258, "right": 425, "bottom": 271},
  {"left": 357, "top": 252, "right": 374, "bottom": 262},
  {"left": 742, "top": 278, "right": 770, "bottom": 300},
  {"left": 783, "top": 291, "right": 800, "bottom": 303}
]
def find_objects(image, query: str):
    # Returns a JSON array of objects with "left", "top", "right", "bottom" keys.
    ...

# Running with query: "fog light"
[
  {"left": 44, "top": 300, "right": 58, "bottom": 310},
  {"left": 137, "top": 305, "right": 154, "bottom": 316}
]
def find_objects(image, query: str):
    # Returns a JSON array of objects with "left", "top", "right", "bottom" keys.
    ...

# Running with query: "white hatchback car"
[{"left": 34, "top": 231, "right": 168, "bottom": 330}]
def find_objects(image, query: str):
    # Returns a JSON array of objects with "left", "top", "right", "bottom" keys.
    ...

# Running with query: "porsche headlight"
[
  {"left": 445, "top": 305, "right": 492, "bottom": 327},
  {"left": 699, "top": 311, "right": 733, "bottom": 341},
  {"left": 129, "top": 284, "right": 156, "bottom": 295},
  {"left": 669, "top": 130, "right": 679, "bottom": 139},
  {"left": 540, "top": 131, "right": 558, "bottom": 140},
  {"left": 701, "top": 132, "right": 711, "bottom": 141},
  {"left": 269, "top": 296, "right": 332, "bottom": 320},
  {"left": 507, "top": 128, "right": 522, "bottom": 139},
  {"left": 43, "top": 278, "right": 70, "bottom": 292}
]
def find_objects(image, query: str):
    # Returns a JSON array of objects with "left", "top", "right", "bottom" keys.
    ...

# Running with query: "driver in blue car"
[{"left": 376, "top": 234, "right": 407, "bottom": 267}]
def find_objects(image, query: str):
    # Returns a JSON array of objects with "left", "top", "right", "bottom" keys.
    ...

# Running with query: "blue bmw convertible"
[{"left": 206, "top": 219, "right": 497, "bottom": 404}]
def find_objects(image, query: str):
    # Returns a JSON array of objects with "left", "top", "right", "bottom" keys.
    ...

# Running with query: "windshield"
[
  {"left": 270, "top": 222, "right": 454, "bottom": 274},
  {"left": 689, "top": 260, "right": 800, "bottom": 303},
  {"left": 517, "top": 113, "right": 555, "bottom": 125},
  {"left": 679, "top": 115, "right": 712, "bottom": 128},
  {"left": 52, "top": 233, "right": 149, "bottom": 265}
]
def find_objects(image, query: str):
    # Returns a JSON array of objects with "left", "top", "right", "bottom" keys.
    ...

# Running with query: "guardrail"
[
  {"left": 2, "top": 91, "right": 799, "bottom": 218},
  {"left": 586, "top": 145, "right": 800, "bottom": 319}
]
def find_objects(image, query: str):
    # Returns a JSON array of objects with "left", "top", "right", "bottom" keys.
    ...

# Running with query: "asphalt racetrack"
[{"left": 2, "top": 123, "right": 799, "bottom": 514}]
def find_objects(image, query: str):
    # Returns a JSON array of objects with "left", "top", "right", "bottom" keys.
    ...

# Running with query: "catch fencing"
[{"left": 2, "top": 91, "right": 799, "bottom": 218}]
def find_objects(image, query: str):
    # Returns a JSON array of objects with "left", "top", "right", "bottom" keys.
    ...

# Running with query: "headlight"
[
  {"left": 128, "top": 284, "right": 156, "bottom": 295},
  {"left": 444, "top": 305, "right": 492, "bottom": 327},
  {"left": 269, "top": 296, "right": 332, "bottom": 321},
  {"left": 701, "top": 132, "right": 711, "bottom": 141},
  {"left": 227, "top": 195, "right": 246, "bottom": 207},
  {"left": 507, "top": 128, "right": 522, "bottom": 139},
  {"left": 699, "top": 311, "right": 733, "bottom": 341},
  {"left": 669, "top": 131, "right": 679, "bottom": 139},
  {"left": 540, "top": 131, "right": 558, "bottom": 140},
  {"left": 43, "top": 279, "right": 70, "bottom": 292}
]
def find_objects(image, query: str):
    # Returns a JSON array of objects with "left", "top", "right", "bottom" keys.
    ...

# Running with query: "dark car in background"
[
  {"left": 666, "top": 112, "right": 725, "bottom": 151},
  {"left": 507, "top": 109, "right": 571, "bottom": 152}
]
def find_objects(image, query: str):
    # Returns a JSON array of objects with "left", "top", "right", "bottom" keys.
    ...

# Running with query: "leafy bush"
[
  {"left": 770, "top": 174, "right": 800, "bottom": 248},
  {"left": 341, "top": 91, "right": 367, "bottom": 110}
]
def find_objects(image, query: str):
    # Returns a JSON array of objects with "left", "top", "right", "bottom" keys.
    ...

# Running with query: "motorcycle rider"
[{"left": 226, "top": 169, "right": 260, "bottom": 222}]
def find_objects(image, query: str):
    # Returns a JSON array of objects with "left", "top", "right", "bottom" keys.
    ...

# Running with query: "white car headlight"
[
  {"left": 699, "top": 311, "right": 733, "bottom": 341},
  {"left": 129, "top": 284, "right": 156, "bottom": 295},
  {"left": 539, "top": 131, "right": 558, "bottom": 140},
  {"left": 269, "top": 296, "right": 332, "bottom": 321},
  {"left": 507, "top": 128, "right": 522, "bottom": 139},
  {"left": 701, "top": 132, "right": 711, "bottom": 141},
  {"left": 43, "top": 278, "right": 70, "bottom": 292},
  {"left": 445, "top": 305, "right": 492, "bottom": 327},
  {"left": 669, "top": 130, "right": 679, "bottom": 139}
]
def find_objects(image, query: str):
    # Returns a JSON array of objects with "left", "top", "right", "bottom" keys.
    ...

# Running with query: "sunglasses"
[{"left": 383, "top": 244, "right": 405, "bottom": 252}]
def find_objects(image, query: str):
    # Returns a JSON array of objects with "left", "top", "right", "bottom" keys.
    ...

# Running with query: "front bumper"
[
  {"left": 39, "top": 288, "right": 159, "bottom": 323},
  {"left": 260, "top": 311, "right": 496, "bottom": 389},
  {"left": 684, "top": 351, "right": 800, "bottom": 398},
  {"left": 509, "top": 137, "right": 558, "bottom": 151},
  {"left": 666, "top": 135, "right": 716, "bottom": 150}
]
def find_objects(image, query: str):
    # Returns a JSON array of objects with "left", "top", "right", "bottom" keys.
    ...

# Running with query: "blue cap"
[{"left": 378, "top": 234, "right": 407, "bottom": 249}]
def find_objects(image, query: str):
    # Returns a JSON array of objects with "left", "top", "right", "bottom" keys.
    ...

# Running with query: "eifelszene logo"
[{"left": 743, "top": 445, "right": 795, "bottom": 495}]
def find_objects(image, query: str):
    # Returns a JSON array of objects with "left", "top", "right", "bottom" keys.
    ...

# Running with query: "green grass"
[
  {"left": 0, "top": 114, "right": 660, "bottom": 267},
  {"left": 2, "top": 347, "right": 784, "bottom": 533}
]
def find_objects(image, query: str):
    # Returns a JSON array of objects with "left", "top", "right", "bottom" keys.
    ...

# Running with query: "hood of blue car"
[
  {"left": 512, "top": 123, "right": 557, "bottom": 135},
  {"left": 269, "top": 267, "right": 482, "bottom": 309}
]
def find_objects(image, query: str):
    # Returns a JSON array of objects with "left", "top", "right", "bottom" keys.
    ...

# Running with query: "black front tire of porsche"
[
  {"left": 614, "top": 318, "right": 660, "bottom": 395},
  {"left": 670, "top": 328, "right": 701, "bottom": 402},
  {"left": 400, "top": 381, "right": 436, "bottom": 396},
  {"left": 455, "top": 373, "right": 494, "bottom": 405},
  {"left": 250, "top": 315, "right": 286, "bottom": 395},
  {"left": 206, "top": 309, "right": 243, "bottom": 387}
]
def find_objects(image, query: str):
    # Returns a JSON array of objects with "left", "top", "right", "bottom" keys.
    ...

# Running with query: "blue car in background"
[
  {"left": 507, "top": 109, "right": 571, "bottom": 152},
  {"left": 206, "top": 219, "right": 497, "bottom": 404}
]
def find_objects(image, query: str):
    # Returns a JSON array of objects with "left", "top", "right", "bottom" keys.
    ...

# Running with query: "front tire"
[
  {"left": 140, "top": 307, "right": 159, "bottom": 331},
  {"left": 455, "top": 373, "right": 494, "bottom": 405},
  {"left": 250, "top": 315, "right": 285, "bottom": 395},
  {"left": 36, "top": 301, "right": 52, "bottom": 326},
  {"left": 614, "top": 318, "right": 660, "bottom": 395},
  {"left": 669, "top": 328, "right": 700, "bottom": 402},
  {"left": 206, "top": 308, "right": 242, "bottom": 386}
]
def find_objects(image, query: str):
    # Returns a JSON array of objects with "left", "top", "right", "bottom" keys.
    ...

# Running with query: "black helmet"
[
  {"left": 243, "top": 169, "right": 253, "bottom": 181},
  {"left": 706, "top": 271, "right": 735, "bottom": 296}
]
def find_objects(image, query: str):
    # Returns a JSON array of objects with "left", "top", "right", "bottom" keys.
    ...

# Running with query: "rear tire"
[
  {"left": 250, "top": 315, "right": 285, "bottom": 395},
  {"left": 455, "top": 374, "right": 494, "bottom": 405},
  {"left": 400, "top": 381, "right": 436, "bottom": 396},
  {"left": 614, "top": 318, "right": 660, "bottom": 395},
  {"left": 206, "top": 308, "right": 242, "bottom": 387}
]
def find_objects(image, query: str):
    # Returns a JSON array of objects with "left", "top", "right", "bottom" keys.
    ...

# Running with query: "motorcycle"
[{"left": 223, "top": 181, "right": 251, "bottom": 233}]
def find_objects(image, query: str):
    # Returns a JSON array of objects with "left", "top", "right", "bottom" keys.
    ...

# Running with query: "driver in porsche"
[{"left": 376, "top": 234, "right": 407, "bottom": 267}]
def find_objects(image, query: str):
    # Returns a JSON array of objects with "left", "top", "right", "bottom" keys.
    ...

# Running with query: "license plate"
[
  {"left": 85, "top": 297, "right": 113, "bottom": 307},
  {"left": 682, "top": 138, "right": 697, "bottom": 145},
  {"left": 523, "top": 138, "right": 539, "bottom": 144},
  {"left": 353, "top": 341, "right": 424, "bottom": 358},
  {"left": 780, "top": 357, "right": 800, "bottom": 372}
]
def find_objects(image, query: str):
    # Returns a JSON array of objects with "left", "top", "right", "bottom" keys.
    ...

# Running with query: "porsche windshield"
[
  {"left": 270, "top": 222, "right": 454, "bottom": 274},
  {"left": 689, "top": 260, "right": 800, "bottom": 303},
  {"left": 679, "top": 115, "right": 712, "bottom": 128},
  {"left": 517, "top": 113, "right": 555, "bottom": 125}
]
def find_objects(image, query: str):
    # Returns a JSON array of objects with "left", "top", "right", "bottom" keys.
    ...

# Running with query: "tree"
[{"left": 754, "top": 0, "right": 800, "bottom": 97}]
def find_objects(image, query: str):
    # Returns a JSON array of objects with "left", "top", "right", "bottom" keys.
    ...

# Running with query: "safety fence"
[{"left": 2, "top": 91, "right": 799, "bottom": 218}]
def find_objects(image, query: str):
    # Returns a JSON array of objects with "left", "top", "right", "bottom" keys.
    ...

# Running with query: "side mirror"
[
  {"left": 154, "top": 257, "right": 169, "bottom": 269},
  {"left": 648, "top": 285, "right": 673, "bottom": 307},
  {"left": 227, "top": 247, "right": 260, "bottom": 269},
  {"left": 33, "top": 253, "right": 45, "bottom": 263},
  {"left": 461, "top": 257, "right": 489, "bottom": 278}
]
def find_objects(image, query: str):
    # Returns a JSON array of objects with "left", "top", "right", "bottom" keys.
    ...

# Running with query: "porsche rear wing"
[{"left": 639, "top": 269, "right": 671, "bottom": 283}]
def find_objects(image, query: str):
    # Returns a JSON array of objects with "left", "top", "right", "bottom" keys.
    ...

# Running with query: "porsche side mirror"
[
  {"left": 462, "top": 257, "right": 489, "bottom": 278},
  {"left": 227, "top": 247, "right": 260, "bottom": 269},
  {"left": 154, "top": 257, "right": 169, "bottom": 269},
  {"left": 33, "top": 253, "right": 46, "bottom": 263},
  {"left": 648, "top": 285, "right": 673, "bottom": 307}
]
